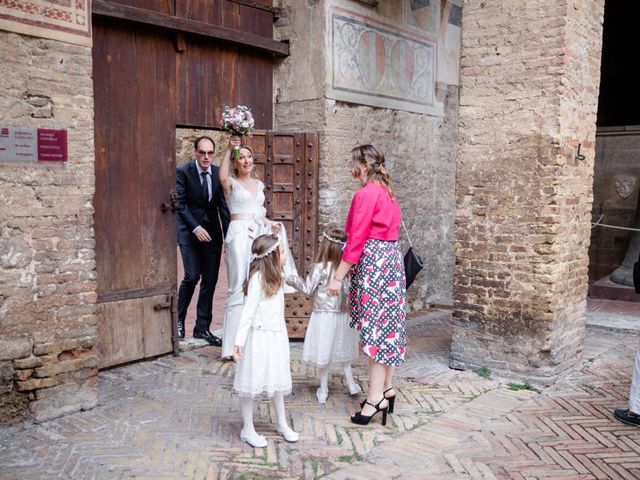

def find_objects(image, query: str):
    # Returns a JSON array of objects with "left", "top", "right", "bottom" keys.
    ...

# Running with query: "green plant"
[
  {"left": 474, "top": 366, "right": 492, "bottom": 379},
  {"left": 506, "top": 380, "right": 538, "bottom": 392},
  {"left": 336, "top": 451, "right": 363, "bottom": 463}
]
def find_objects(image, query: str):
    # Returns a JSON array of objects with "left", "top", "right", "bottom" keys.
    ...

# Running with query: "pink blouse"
[{"left": 343, "top": 182, "right": 401, "bottom": 264}]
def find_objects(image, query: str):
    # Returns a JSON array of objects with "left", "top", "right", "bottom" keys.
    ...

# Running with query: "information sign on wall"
[{"left": 0, "top": 127, "right": 67, "bottom": 163}]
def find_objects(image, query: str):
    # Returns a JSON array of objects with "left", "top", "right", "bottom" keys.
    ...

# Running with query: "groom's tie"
[{"left": 201, "top": 171, "right": 210, "bottom": 202}]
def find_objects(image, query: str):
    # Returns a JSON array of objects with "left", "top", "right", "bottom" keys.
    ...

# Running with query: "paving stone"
[{"left": 0, "top": 310, "right": 639, "bottom": 479}]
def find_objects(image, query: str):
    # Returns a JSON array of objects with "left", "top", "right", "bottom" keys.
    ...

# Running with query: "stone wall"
[
  {"left": 452, "top": 0, "right": 604, "bottom": 383},
  {"left": 0, "top": 32, "right": 97, "bottom": 424},
  {"left": 274, "top": 0, "right": 461, "bottom": 309}
]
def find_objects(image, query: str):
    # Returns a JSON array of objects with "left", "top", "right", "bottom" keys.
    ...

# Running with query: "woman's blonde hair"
[
  {"left": 232, "top": 144, "right": 257, "bottom": 178},
  {"left": 315, "top": 225, "right": 347, "bottom": 270},
  {"left": 243, "top": 234, "right": 283, "bottom": 297},
  {"left": 350, "top": 144, "right": 395, "bottom": 198}
]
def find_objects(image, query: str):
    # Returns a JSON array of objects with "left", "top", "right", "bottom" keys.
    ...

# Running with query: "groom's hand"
[{"left": 194, "top": 226, "right": 212, "bottom": 242}]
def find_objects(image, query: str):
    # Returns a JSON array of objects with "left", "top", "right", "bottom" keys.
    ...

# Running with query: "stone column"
[{"left": 451, "top": 0, "right": 604, "bottom": 383}]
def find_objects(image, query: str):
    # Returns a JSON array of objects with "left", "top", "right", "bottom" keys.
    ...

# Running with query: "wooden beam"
[
  {"left": 92, "top": 0, "right": 290, "bottom": 57},
  {"left": 228, "top": 0, "right": 280, "bottom": 15}
]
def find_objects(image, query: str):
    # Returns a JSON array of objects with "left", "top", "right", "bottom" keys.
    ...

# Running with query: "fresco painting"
[
  {"left": 329, "top": 10, "right": 436, "bottom": 115},
  {"left": 0, "top": 0, "right": 91, "bottom": 46}
]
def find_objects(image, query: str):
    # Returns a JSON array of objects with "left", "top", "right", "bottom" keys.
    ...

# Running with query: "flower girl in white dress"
[
  {"left": 286, "top": 226, "right": 361, "bottom": 404},
  {"left": 233, "top": 233, "right": 299, "bottom": 447}
]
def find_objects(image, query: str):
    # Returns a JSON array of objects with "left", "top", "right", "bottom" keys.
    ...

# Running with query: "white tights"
[
  {"left": 240, "top": 393, "right": 299, "bottom": 447},
  {"left": 317, "top": 363, "right": 361, "bottom": 396}
]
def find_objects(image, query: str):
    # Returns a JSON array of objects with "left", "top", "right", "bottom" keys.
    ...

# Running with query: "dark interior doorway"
[{"left": 589, "top": 1, "right": 640, "bottom": 304}]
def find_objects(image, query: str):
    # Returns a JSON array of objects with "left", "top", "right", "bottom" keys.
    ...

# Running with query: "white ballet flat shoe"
[
  {"left": 316, "top": 387, "right": 328, "bottom": 404},
  {"left": 277, "top": 425, "right": 299, "bottom": 443},
  {"left": 240, "top": 429, "right": 267, "bottom": 448},
  {"left": 348, "top": 383, "right": 362, "bottom": 396}
]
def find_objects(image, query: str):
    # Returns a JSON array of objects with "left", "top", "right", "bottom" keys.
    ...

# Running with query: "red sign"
[{"left": 37, "top": 129, "right": 67, "bottom": 162}]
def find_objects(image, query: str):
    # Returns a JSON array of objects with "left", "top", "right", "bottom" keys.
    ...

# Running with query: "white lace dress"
[
  {"left": 221, "top": 177, "right": 297, "bottom": 358},
  {"left": 233, "top": 273, "right": 292, "bottom": 398}
]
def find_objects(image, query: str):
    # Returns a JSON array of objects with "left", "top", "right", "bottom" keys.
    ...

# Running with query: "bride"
[{"left": 218, "top": 135, "right": 297, "bottom": 359}]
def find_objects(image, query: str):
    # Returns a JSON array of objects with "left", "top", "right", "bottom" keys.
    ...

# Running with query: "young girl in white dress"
[
  {"left": 233, "top": 233, "right": 299, "bottom": 448},
  {"left": 286, "top": 226, "right": 361, "bottom": 404}
]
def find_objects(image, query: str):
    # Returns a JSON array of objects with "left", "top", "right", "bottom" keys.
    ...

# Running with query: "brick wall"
[
  {"left": 452, "top": 0, "right": 604, "bottom": 383},
  {"left": 0, "top": 32, "right": 97, "bottom": 424}
]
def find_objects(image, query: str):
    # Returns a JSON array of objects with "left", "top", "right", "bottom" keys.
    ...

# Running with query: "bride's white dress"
[{"left": 220, "top": 177, "right": 297, "bottom": 358}]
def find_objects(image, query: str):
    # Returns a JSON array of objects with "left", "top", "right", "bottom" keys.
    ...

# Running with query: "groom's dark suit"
[{"left": 176, "top": 160, "right": 230, "bottom": 339}]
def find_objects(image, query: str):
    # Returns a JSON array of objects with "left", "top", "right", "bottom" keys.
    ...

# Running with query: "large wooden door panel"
[{"left": 93, "top": 18, "right": 177, "bottom": 368}]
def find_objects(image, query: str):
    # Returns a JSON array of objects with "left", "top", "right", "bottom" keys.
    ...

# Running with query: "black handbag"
[{"left": 401, "top": 218, "right": 423, "bottom": 289}]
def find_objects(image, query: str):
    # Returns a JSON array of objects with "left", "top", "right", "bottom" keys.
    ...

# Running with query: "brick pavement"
[{"left": 1, "top": 310, "right": 639, "bottom": 479}]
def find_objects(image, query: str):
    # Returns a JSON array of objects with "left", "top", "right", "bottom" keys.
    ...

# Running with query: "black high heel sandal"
[
  {"left": 360, "top": 387, "right": 396, "bottom": 414},
  {"left": 384, "top": 387, "right": 396, "bottom": 414},
  {"left": 351, "top": 397, "right": 388, "bottom": 426}
]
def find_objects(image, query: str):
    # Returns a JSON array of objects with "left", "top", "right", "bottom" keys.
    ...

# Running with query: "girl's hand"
[
  {"left": 271, "top": 222, "right": 281, "bottom": 234},
  {"left": 233, "top": 345, "right": 243, "bottom": 361},
  {"left": 327, "top": 277, "right": 342, "bottom": 297}
]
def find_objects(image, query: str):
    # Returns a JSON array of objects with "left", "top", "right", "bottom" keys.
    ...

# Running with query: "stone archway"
[{"left": 451, "top": 0, "right": 605, "bottom": 384}]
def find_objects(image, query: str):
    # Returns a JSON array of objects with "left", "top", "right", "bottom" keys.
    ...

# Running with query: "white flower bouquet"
[{"left": 220, "top": 105, "right": 255, "bottom": 159}]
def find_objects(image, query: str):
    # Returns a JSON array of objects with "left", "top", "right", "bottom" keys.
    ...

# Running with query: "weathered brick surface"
[
  {"left": 0, "top": 31, "right": 97, "bottom": 425},
  {"left": 452, "top": 0, "right": 604, "bottom": 383},
  {"left": 274, "top": 1, "right": 459, "bottom": 310}
]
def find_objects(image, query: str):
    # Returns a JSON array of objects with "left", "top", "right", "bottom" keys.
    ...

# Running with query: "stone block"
[
  {"left": 12, "top": 355, "right": 45, "bottom": 369},
  {"left": 30, "top": 377, "right": 97, "bottom": 423},
  {"left": 16, "top": 377, "right": 58, "bottom": 392},
  {"left": 33, "top": 336, "right": 96, "bottom": 356},
  {"left": 0, "top": 336, "right": 32, "bottom": 361}
]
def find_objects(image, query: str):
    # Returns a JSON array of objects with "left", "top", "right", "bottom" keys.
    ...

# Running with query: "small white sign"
[{"left": 0, "top": 127, "right": 37, "bottom": 162}]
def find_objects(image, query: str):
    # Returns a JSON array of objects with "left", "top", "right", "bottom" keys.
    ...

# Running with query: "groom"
[{"left": 176, "top": 136, "right": 230, "bottom": 345}]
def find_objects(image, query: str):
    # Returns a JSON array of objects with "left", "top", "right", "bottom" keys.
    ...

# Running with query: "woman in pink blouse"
[{"left": 327, "top": 144, "right": 407, "bottom": 426}]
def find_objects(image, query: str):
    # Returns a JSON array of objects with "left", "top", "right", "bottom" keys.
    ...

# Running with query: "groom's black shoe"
[
  {"left": 193, "top": 329, "right": 222, "bottom": 347},
  {"left": 177, "top": 320, "right": 185, "bottom": 339}
]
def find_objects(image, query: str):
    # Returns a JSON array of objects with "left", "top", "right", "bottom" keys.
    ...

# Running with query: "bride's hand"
[
  {"left": 229, "top": 135, "right": 241, "bottom": 148},
  {"left": 271, "top": 223, "right": 281, "bottom": 234}
]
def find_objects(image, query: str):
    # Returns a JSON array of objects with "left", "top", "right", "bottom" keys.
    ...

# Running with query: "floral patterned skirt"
[{"left": 349, "top": 239, "right": 407, "bottom": 366}]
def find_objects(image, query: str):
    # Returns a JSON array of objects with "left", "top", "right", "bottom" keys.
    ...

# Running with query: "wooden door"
[
  {"left": 93, "top": 18, "right": 177, "bottom": 368},
  {"left": 245, "top": 132, "right": 319, "bottom": 337}
]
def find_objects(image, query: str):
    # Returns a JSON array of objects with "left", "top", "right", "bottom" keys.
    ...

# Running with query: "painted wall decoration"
[
  {"left": 0, "top": 0, "right": 91, "bottom": 46},
  {"left": 328, "top": 7, "right": 437, "bottom": 115},
  {"left": 438, "top": 0, "right": 462, "bottom": 86},
  {"left": 405, "top": 0, "right": 439, "bottom": 35}
]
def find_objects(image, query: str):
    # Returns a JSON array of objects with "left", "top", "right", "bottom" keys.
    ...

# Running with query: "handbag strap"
[{"left": 401, "top": 217, "right": 413, "bottom": 249}]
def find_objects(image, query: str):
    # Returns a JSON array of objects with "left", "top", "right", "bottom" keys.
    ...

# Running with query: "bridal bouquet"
[{"left": 220, "top": 105, "right": 255, "bottom": 159}]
